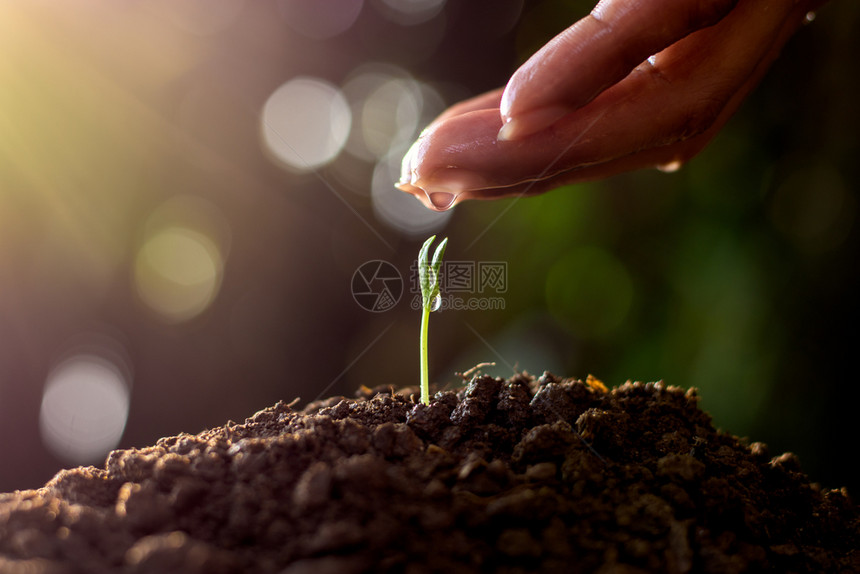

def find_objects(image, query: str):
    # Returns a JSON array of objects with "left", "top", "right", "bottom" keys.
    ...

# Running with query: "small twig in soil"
[{"left": 456, "top": 362, "right": 497, "bottom": 381}]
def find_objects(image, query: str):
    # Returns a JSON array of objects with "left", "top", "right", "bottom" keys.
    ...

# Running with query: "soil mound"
[{"left": 1, "top": 373, "right": 857, "bottom": 573}]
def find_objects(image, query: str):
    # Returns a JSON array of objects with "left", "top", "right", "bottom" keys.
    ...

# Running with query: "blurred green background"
[{"left": 1, "top": 0, "right": 857, "bottom": 494}]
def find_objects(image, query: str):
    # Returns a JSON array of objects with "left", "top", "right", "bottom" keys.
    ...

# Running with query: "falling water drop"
[{"left": 431, "top": 294, "right": 442, "bottom": 311}]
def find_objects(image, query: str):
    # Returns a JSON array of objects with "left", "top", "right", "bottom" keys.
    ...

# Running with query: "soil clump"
[{"left": 1, "top": 373, "right": 857, "bottom": 573}]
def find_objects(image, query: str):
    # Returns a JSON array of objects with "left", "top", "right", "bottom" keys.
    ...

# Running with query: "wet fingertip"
[
  {"left": 403, "top": 177, "right": 482, "bottom": 211},
  {"left": 407, "top": 168, "right": 488, "bottom": 212},
  {"left": 411, "top": 181, "right": 458, "bottom": 212},
  {"left": 415, "top": 168, "right": 488, "bottom": 197},
  {"left": 395, "top": 181, "right": 452, "bottom": 212}
]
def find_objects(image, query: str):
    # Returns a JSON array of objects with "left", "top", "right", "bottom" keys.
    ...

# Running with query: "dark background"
[{"left": 1, "top": 0, "right": 857, "bottom": 494}]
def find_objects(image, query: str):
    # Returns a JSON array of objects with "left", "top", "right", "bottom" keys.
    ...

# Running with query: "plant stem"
[{"left": 420, "top": 304, "right": 431, "bottom": 405}]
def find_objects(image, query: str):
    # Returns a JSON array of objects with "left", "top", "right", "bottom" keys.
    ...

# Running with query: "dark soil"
[{"left": 1, "top": 373, "right": 857, "bottom": 573}]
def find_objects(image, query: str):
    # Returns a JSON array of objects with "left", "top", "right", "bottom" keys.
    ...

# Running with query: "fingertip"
[
  {"left": 395, "top": 181, "right": 418, "bottom": 194},
  {"left": 395, "top": 181, "right": 460, "bottom": 212}
]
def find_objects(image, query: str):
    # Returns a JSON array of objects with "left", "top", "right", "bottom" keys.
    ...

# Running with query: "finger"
[
  {"left": 399, "top": 0, "right": 816, "bottom": 209},
  {"left": 400, "top": 86, "right": 741, "bottom": 210},
  {"left": 399, "top": 141, "right": 695, "bottom": 209},
  {"left": 399, "top": 88, "right": 503, "bottom": 200},
  {"left": 498, "top": 0, "right": 741, "bottom": 141},
  {"left": 398, "top": 101, "right": 685, "bottom": 211},
  {"left": 401, "top": 63, "right": 780, "bottom": 212},
  {"left": 403, "top": 66, "right": 723, "bottom": 203}
]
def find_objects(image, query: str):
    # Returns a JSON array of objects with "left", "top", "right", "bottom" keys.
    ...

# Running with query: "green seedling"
[{"left": 418, "top": 235, "right": 447, "bottom": 405}]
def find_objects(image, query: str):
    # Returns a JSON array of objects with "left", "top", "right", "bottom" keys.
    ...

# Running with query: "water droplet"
[
  {"left": 428, "top": 192, "right": 456, "bottom": 211},
  {"left": 431, "top": 295, "right": 442, "bottom": 311},
  {"left": 805, "top": 11, "right": 816, "bottom": 23}
]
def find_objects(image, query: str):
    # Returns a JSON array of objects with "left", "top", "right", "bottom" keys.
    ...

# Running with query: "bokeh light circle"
[
  {"left": 40, "top": 355, "right": 131, "bottom": 464},
  {"left": 134, "top": 227, "right": 224, "bottom": 323},
  {"left": 362, "top": 79, "right": 422, "bottom": 158},
  {"left": 768, "top": 164, "right": 854, "bottom": 253},
  {"left": 132, "top": 195, "right": 229, "bottom": 323},
  {"left": 261, "top": 77, "right": 352, "bottom": 173},
  {"left": 342, "top": 64, "right": 445, "bottom": 164},
  {"left": 371, "top": 151, "right": 452, "bottom": 236}
]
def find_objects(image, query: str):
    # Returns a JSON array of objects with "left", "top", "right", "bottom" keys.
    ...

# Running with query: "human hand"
[{"left": 397, "top": 0, "right": 826, "bottom": 211}]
